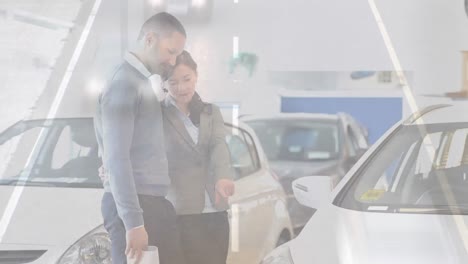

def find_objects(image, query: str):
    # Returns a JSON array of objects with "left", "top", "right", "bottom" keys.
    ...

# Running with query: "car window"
[
  {"left": 338, "top": 123, "right": 468, "bottom": 214},
  {"left": 225, "top": 126, "right": 257, "bottom": 179},
  {"left": 0, "top": 123, "right": 45, "bottom": 181},
  {"left": 242, "top": 130, "right": 261, "bottom": 170},
  {"left": 366, "top": 139, "right": 418, "bottom": 194},
  {"left": 445, "top": 129, "right": 468, "bottom": 169},
  {"left": 247, "top": 119, "right": 339, "bottom": 161},
  {"left": 52, "top": 125, "right": 94, "bottom": 169},
  {"left": 0, "top": 120, "right": 102, "bottom": 188},
  {"left": 413, "top": 133, "right": 442, "bottom": 176},
  {"left": 45, "top": 122, "right": 101, "bottom": 186}
]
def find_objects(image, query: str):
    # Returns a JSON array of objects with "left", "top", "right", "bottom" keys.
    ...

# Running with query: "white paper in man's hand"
[{"left": 127, "top": 246, "right": 159, "bottom": 264}]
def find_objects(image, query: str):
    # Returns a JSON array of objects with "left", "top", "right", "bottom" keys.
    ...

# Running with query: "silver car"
[{"left": 243, "top": 113, "right": 369, "bottom": 232}]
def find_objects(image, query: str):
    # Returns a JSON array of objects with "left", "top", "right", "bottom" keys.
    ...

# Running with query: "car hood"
[
  {"left": 270, "top": 160, "right": 339, "bottom": 179},
  {"left": 290, "top": 205, "right": 468, "bottom": 263},
  {"left": 0, "top": 186, "right": 103, "bottom": 246}
]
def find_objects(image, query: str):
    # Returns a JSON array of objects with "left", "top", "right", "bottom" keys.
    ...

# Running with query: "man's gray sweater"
[{"left": 94, "top": 55, "right": 169, "bottom": 230}]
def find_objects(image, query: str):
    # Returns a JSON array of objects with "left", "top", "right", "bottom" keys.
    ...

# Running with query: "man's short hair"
[{"left": 138, "top": 12, "right": 186, "bottom": 41}]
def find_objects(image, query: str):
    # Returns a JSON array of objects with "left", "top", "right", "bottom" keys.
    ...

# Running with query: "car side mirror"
[{"left": 292, "top": 176, "right": 332, "bottom": 209}]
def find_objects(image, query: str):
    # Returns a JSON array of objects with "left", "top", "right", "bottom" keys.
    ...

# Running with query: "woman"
[{"left": 161, "top": 50, "right": 235, "bottom": 264}]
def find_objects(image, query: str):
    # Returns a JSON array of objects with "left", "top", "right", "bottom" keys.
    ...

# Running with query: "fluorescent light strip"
[
  {"left": 0, "top": 0, "right": 103, "bottom": 242},
  {"left": 233, "top": 36, "right": 239, "bottom": 58},
  {"left": 367, "top": 0, "right": 419, "bottom": 114},
  {"left": 12, "top": 8, "right": 75, "bottom": 30}
]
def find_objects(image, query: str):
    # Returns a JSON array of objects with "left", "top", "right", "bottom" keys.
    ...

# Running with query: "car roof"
[
  {"left": 409, "top": 104, "right": 468, "bottom": 125},
  {"left": 241, "top": 112, "right": 340, "bottom": 122}
]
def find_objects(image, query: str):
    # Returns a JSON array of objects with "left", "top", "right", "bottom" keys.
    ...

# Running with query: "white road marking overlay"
[
  {"left": 0, "top": 0, "right": 103, "bottom": 242},
  {"left": 367, "top": 0, "right": 417, "bottom": 111}
]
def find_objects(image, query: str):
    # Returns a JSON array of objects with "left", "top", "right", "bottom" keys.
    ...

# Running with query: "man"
[{"left": 94, "top": 12, "right": 186, "bottom": 264}]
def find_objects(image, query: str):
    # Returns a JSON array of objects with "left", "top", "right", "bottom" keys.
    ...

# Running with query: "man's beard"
[{"left": 154, "top": 63, "right": 173, "bottom": 79}]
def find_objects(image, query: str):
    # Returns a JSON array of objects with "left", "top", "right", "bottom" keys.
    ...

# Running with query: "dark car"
[{"left": 242, "top": 113, "right": 369, "bottom": 233}]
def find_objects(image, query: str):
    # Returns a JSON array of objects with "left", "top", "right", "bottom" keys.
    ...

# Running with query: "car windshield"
[
  {"left": 0, "top": 119, "right": 103, "bottom": 188},
  {"left": 246, "top": 119, "right": 339, "bottom": 162},
  {"left": 337, "top": 122, "right": 468, "bottom": 214}
]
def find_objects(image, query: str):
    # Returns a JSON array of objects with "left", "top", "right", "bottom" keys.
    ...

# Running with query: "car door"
[{"left": 225, "top": 125, "right": 282, "bottom": 264}]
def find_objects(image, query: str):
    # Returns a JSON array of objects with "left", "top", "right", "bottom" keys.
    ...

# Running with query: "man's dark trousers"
[{"left": 102, "top": 192, "right": 186, "bottom": 264}]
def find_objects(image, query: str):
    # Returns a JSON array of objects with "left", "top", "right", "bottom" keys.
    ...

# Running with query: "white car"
[
  {"left": 0, "top": 118, "right": 292, "bottom": 264},
  {"left": 262, "top": 104, "right": 468, "bottom": 264}
]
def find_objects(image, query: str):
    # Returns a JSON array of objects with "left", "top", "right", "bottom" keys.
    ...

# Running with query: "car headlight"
[
  {"left": 57, "top": 225, "right": 111, "bottom": 264},
  {"left": 261, "top": 243, "right": 294, "bottom": 264}
]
